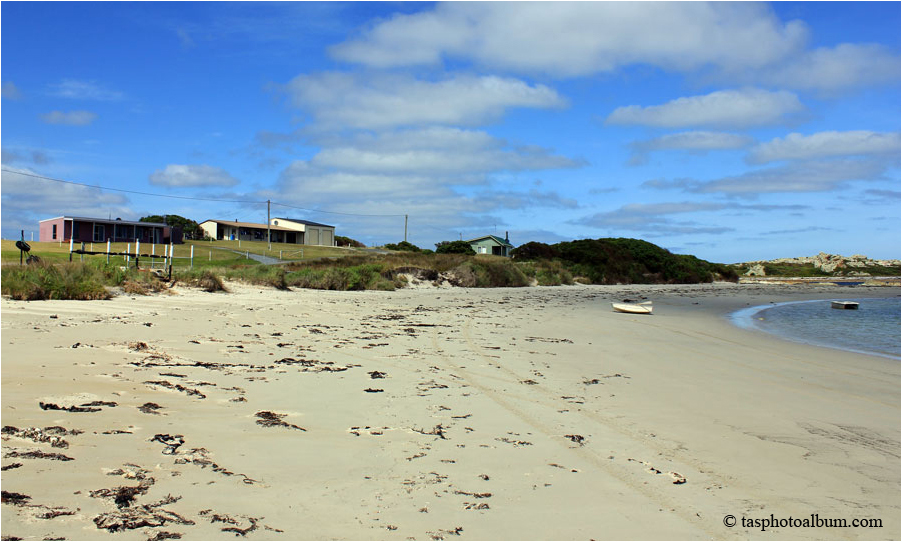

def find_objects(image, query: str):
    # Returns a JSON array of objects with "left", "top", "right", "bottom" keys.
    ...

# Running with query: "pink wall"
[{"left": 38, "top": 218, "right": 66, "bottom": 242}]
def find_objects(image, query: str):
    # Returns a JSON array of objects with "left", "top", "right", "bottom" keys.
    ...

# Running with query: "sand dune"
[{"left": 1, "top": 283, "right": 898, "bottom": 540}]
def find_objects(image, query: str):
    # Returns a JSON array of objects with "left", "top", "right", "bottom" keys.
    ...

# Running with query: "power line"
[
  {"left": 3, "top": 168, "right": 262, "bottom": 204},
  {"left": 2, "top": 168, "right": 406, "bottom": 218},
  {"left": 271, "top": 201, "right": 405, "bottom": 218}
]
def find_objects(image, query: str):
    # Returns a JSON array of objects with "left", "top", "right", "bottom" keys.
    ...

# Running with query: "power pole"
[
  {"left": 267, "top": 200, "right": 271, "bottom": 250},
  {"left": 404, "top": 214, "right": 408, "bottom": 243}
]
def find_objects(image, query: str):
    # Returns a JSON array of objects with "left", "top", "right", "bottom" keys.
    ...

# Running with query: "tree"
[
  {"left": 435, "top": 240, "right": 476, "bottom": 255},
  {"left": 140, "top": 214, "right": 203, "bottom": 239},
  {"left": 335, "top": 235, "right": 365, "bottom": 248},
  {"left": 511, "top": 241, "right": 558, "bottom": 260},
  {"left": 384, "top": 241, "right": 421, "bottom": 252}
]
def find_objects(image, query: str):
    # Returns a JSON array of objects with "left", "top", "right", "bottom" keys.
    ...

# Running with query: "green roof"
[{"left": 466, "top": 234, "right": 513, "bottom": 247}]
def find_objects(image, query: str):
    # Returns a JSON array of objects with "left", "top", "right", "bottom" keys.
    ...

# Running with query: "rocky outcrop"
[{"left": 736, "top": 253, "right": 900, "bottom": 276}]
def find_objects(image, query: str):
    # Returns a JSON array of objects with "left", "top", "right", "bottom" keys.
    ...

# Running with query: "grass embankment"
[
  {"left": 0, "top": 260, "right": 167, "bottom": 300},
  {"left": 1, "top": 240, "right": 358, "bottom": 267},
  {"left": 0, "top": 252, "right": 573, "bottom": 299}
]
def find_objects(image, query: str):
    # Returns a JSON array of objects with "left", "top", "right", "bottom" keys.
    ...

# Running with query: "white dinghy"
[{"left": 611, "top": 301, "right": 653, "bottom": 314}]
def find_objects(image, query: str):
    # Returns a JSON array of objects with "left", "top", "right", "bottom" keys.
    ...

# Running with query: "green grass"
[{"left": 0, "top": 259, "right": 169, "bottom": 300}]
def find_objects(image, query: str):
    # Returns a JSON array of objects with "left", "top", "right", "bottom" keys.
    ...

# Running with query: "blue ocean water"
[{"left": 731, "top": 297, "right": 901, "bottom": 359}]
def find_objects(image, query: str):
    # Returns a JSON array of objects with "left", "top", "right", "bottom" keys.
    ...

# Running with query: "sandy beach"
[{"left": 1, "top": 282, "right": 898, "bottom": 540}]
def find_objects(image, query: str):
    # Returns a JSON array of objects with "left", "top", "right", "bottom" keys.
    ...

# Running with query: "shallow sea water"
[{"left": 732, "top": 296, "right": 901, "bottom": 359}]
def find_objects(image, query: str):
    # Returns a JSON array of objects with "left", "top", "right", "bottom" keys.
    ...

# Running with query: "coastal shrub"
[
  {"left": 549, "top": 238, "right": 730, "bottom": 284},
  {"left": 175, "top": 269, "right": 228, "bottom": 292},
  {"left": 335, "top": 235, "right": 365, "bottom": 248},
  {"left": 512, "top": 242, "right": 559, "bottom": 261},
  {"left": 518, "top": 260, "right": 574, "bottom": 286},
  {"left": 446, "top": 259, "right": 529, "bottom": 288},
  {"left": 0, "top": 261, "right": 111, "bottom": 300},
  {"left": 383, "top": 241, "right": 422, "bottom": 252},
  {"left": 224, "top": 266, "right": 288, "bottom": 289},
  {"left": 435, "top": 241, "right": 476, "bottom": 255}
]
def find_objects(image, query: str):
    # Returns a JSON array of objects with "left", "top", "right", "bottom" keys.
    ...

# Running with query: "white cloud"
[
  {"left": 48, "top": 79, "right": 124, "bottom": 101},
  {"left": 572, "top": 200, "right": 808, "bottom": 236},
  {"left": 573, "top": 203, "right": 735, "bottom": 236},
  {"left": 41, "top": 110, "right": 98, "bottom": 126},
  {"left": 629, "top": 131, "right": 753, "bottom": 165},
  {"left": 2, "top": 81, "right": 22, "bottom": 100},
  {"left": 760, "top": 43, "right": 900, "bottom": 92},
  {"left": 149, "top": 164, "right": 240, "bottom": 188},
  {"left": 606, "top": 89, "right": 806, "bottom": 129},
  {"left": 1, "top": 167, "right": 131, "bottom": 220},
  {"left": 691, "top": 158, "right": 891, "bottom": 197},
  {"left": 330, "top": 3, "right": 807, "bottom": 77},
  {"left": 310, "top": 128, "right": 581, "bottom": 177},
  {"left": 635, "top": 131, "right": 754, "bottom": 152},
  {"left": 282, "top": 72, "right": 566, "bottom": 130},
  {"left": 748, "top": 131, "right": 901, "bottom": 164},
  {"left": 328, "top": 3, "right": 899, "bottom": 93}
]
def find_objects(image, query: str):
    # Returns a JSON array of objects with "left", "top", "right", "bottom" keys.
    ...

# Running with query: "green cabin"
[{"left": 467, "top": 233, "right": 514, "bottom": 257}]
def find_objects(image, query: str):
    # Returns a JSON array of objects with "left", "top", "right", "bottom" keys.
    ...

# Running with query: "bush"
[
  {"left": 335, "top": 235, "right": 365, "bottom": 248},
  {"left": 175, "top": 269, "right": 228, "bottom": 292},
  {"left": 224, "top": 266, "right": 288, "bottom": 289},
  {"left": 1, "top": 261, "right": 112, "bottom": 300},
  {"left": 512, "top": 241, "right": 559, "bottom": 261},
  {"left": 435, "top": 240, "right": 476, "bottom": 255},
  {"left": 384, "top": 241, "right": 422, "bottom": 252}
]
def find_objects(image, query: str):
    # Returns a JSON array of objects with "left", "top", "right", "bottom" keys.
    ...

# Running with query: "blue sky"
[{"left": 2, "top": 1, "right": 899, "bottom": 262}]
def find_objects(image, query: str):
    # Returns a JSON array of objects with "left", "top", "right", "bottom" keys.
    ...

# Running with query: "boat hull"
[
  {"left": 611, "top": 302, "right": 653, "bottom": 314},
  {"left": 831, "top": 301, "right": 859, "bottom": 310}
]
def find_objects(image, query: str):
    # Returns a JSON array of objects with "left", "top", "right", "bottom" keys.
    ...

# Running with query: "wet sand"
[{"left": 1, "top": 282, "right": 899, "bottom": 540}]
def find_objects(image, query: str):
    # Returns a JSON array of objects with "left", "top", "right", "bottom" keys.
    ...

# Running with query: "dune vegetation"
[{"left": 2, "top": 237, "right": 744, "bottom": 300}]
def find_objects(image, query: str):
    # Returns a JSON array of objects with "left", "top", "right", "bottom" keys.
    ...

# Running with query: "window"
[
  {"left": 479, "top": 246, "right": 488, "bottom": 254},
  {"left": 52, "top": 224, "right": 57, "bottom": 240},
  {"left": 94, "top": 224, "right": 105, "bottom": 242}
]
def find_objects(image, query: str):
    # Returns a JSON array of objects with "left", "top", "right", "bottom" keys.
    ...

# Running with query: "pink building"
[{"left": 38, "top": 216, "right": 181, "bottom": 244}]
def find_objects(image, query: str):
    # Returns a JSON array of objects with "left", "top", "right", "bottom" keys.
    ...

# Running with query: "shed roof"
[
  {"left": 274, "top": 217, "right": 334, "bottom": 228},
  {"left": 200, "top": 219, "right": 295, "bottom": 232}
]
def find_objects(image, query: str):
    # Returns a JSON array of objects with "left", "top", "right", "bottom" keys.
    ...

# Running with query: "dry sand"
[{"left": 1, "top": 282, "right": 898, "bottom": 540}]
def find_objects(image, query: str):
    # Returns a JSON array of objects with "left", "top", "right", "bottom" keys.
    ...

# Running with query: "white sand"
[{"left": 1, "top": 282, "right": 898, "bottom": 540}]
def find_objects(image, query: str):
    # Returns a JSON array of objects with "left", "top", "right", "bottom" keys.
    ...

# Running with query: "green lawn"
[{"left": 1, "top": 239, "right": 363, "bottom": 269}]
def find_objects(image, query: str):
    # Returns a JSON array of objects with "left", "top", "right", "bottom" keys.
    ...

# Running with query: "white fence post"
[
  {"left": 127, "top": 243, "right": 131, "bottom": 266},
  {"left": 190, "top": 245, "right": 194, "bottom": 269},
  {"left": 107, "top": 240, "right": 111, "bottom": 264}
]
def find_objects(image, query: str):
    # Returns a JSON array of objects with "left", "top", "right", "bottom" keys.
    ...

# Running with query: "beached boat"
[
  {"left": 611, "top": 302, "right": 653, "bottom": 314},
  {"left": 831, "top": 301, "right": 859, "bottom": 310}
]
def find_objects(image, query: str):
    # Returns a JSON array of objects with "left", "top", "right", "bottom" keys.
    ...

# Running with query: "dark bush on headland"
[
  {"left": 335, "top": 235, "right": 365, "bottom": 248},
  {"left": 435, "top": 240, "right": 476, "bottom": 255},
  {"left": 384, "top": 241, "right": 422, "bottom": 252},
  {"left": 518, "top": 238, "right": 737, "bottom": 284},
  {"left": 511, "top": 241, "right": 560, "bottom": 261}
]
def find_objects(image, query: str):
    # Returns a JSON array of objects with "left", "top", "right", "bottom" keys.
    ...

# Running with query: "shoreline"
[
  {"left": 2, "top": 282, "right": 899, "bottom": 540},
  {"left": 729, "top": 296, "right": 901, "bottom": 360}
]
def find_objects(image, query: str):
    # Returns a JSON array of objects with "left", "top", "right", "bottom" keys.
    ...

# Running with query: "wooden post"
[
  {"left": 107, "top": 240, "right": 111, "bottom": 264},
  {"left": 80, "top": 242, "right": 85, "bottom": 262},
  {"left": 126, "top": 243, "right": 130, "bottom": 266},
  {"left": 190, "top": 245, "right": 194, "bottom": 269}
]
